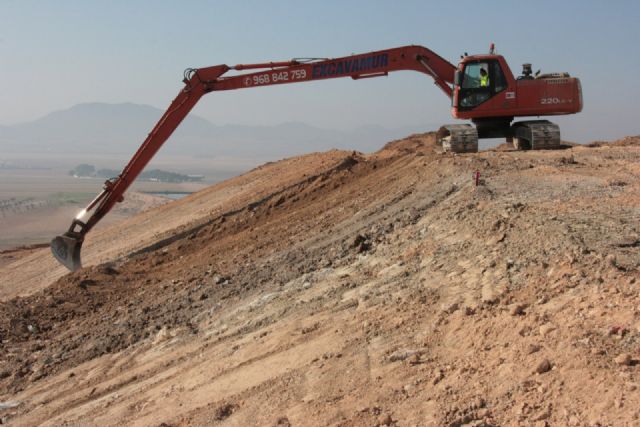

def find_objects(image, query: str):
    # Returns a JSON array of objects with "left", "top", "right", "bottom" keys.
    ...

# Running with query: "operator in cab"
[{"left": 479, "top": 68, "right": 489, "bottom": 87}]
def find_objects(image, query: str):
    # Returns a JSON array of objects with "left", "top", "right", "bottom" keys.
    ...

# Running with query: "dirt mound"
[
  {"left": 0, "top": 151, "right": 355, "bottom": 301},
  {"left": 376, "top": 132, "right": 438, "bottom": 158},
  {"left": 588, "top": 135, "right": 640, "bottom": 147},
  {"left": 1, "top": 134, "right": 640, "bottom": 426}
]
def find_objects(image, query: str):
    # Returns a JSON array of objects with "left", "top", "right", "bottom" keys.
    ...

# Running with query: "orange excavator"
[{"left": 51, "top": 44, "right": 582, "bottom": 271}]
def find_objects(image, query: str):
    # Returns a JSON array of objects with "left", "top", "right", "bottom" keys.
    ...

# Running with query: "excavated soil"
[{"left": 1, "top": 133, "right": 639, "bottom": 426}]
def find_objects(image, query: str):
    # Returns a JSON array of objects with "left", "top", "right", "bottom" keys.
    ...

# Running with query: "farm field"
[{"left": 0, "top": 167, "right": 211, "bottom": 251}]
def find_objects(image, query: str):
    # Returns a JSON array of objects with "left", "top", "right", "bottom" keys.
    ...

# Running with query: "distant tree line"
[{"left": 69, "top": 164, "right": 203, "bottom": 183}]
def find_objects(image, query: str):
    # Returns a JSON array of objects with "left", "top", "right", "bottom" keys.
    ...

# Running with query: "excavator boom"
[
  {"left": 208, "top": 45, "right": 456, "bottom": 96},
  {"left": 51, "top": 45, "right": 457, "bottom": 271}
]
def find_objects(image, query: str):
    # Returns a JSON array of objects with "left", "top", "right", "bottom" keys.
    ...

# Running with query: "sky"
[{"left": 1, "top": 0, "right": 639, "bottom": 143}]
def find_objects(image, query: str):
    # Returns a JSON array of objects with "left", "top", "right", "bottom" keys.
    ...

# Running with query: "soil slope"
[{"left": 1, "top": 134, "right": 639, "bottom": 426}]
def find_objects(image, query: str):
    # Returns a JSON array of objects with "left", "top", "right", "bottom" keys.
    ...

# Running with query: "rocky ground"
[{"left": 1, "top": 134, "right": 639, "bottom": 426}]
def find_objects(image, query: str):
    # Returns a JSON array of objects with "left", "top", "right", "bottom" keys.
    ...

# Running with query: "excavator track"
[
  {"left": 437, "top": 124, "right": 478, "bottom": 153},
  {"left": 512, "top": 120, "right": 561, "bottom": 150}
]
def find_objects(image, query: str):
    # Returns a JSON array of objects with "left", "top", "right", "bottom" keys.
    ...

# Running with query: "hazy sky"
[{"left": 1, "top": 0, "right": 639, "bottom": 142}]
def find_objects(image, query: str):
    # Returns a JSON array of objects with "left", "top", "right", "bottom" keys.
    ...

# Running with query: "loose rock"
[
  {"left": 539, "top": 324, "right": 556, "bottom": 337},
  {"left": 535, "top": 358, "right": 552, "bottom": 374},
  {"left": 614, "top": 353, "right": 632, "bottom": 366},
  {"left": 510, "top": 303, "right": 527, "bottom": 316},
  {"left": 378, "top": 413, "right": 392, "bottom": 426}
]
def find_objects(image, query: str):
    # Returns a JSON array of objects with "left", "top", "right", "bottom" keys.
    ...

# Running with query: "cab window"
[{"left": 461, "top": 62, "right": 488, "bottom": 88}]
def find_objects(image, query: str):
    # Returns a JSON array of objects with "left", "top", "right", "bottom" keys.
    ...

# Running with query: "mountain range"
[{"left": 0, "top": 103, "right": 432, "bottom": 162}]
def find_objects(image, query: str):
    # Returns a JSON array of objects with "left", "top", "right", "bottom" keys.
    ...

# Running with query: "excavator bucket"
[{"left": 51, "top": 233, "right": 83, "bottom": 271}]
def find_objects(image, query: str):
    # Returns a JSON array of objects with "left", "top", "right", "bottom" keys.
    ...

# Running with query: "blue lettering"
[
  {"left": 312, "top": 54, "right": 389, "bottom": 79},
  {"left": 366, "top": 57, "right": 374, "bottom": 70}
]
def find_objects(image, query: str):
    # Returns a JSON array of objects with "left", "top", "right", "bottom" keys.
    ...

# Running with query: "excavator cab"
[
  {"left": 445, "top": 47, "right": 582, "bottom": 152},
  {"left": 455, "top": 59, "right": 508, "bottom": 110}
]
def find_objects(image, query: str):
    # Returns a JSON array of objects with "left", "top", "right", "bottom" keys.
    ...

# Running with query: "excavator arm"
[
  {"left": 51, "top": 45, "right": 456, "bottom": 271},
  {"left": 206, "top": 45, "right": 455, "bottom": 96}
]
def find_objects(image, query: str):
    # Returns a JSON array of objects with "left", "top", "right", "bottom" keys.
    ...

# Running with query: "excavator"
[{"left": 51, "top": 44, "right": 582, "bottom": 271}]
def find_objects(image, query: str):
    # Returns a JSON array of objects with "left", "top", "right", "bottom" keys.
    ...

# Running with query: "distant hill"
[{"left": 0, "top": 102, "right": 429, "bottom": 161}]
